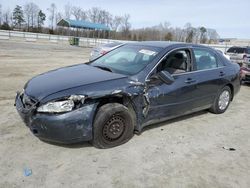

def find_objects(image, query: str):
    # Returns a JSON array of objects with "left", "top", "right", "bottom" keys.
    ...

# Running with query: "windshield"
[{"left": 89, "top": 44, "right": 163, "bottom": 75}]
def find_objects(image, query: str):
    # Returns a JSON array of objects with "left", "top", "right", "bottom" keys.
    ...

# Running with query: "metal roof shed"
[{"left": 57, "top": 19, "right": 110, "bottom": 31}]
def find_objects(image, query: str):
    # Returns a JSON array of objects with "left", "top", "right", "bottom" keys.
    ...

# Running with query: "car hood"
[{"left": 24, "top": 64, "right": 127, "bottom": 100}]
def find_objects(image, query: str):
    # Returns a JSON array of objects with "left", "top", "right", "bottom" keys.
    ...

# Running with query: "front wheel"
[
  {"left": 92, "top": 103, "right": 134, "bottom": 149},
  {"left": 209, "top": 86, "right": 232, "bottom": 114}
]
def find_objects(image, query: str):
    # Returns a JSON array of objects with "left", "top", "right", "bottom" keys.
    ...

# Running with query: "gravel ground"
[{"left": 0, "top": 40, "right": 249, "bottom": 188}]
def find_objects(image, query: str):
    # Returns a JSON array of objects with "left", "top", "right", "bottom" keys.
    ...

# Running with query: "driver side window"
[{"left": 157, "top": 49, "right": 191, "bottom": 75}]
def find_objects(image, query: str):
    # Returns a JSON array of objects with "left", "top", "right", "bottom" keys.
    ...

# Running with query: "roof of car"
[
  {"left": 127, "top": 41, "right": 209, "bottom": 49},
  {"left": 102, "top": 42, "right": 123, "bottom": 47},
  {"left": 229, "top": 46, "right": 250, "bottom": 49}
]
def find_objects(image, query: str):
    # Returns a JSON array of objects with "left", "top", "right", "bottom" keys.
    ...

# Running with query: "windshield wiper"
[{"left": 94, "top": 65, "right": 113, "bottom": 72}]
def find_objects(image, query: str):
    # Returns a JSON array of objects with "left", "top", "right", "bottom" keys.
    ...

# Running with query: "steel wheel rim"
[
  {"left": 103, "top": 115, "right": 125, "bottom": 142},
  {"left": 218, "top": 90, "right": 230, "bottom": 110}
]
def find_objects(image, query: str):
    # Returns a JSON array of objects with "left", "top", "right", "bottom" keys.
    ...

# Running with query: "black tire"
[
  {"left": 92, "top": 103, "right": 134, "bottom": 149},
  {"left": 209, "top": 86, "right": 232, "bottom": 114}
]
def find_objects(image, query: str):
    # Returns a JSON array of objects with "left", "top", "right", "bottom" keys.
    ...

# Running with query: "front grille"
[{"left": 22, "top": 93, "right": 37, "bottom": 109}]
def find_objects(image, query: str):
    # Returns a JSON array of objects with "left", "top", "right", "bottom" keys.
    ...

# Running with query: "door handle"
[
  {"left": 185, "top": 78, "right": 196, "bottom": 84},
  {"left": 219, "top": 71, "right": 225, "bottom": 77}
]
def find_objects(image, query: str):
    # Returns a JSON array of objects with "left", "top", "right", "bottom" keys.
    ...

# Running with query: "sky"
[{"left": 1, "top": 0, "right": 250, "bottom": 39}]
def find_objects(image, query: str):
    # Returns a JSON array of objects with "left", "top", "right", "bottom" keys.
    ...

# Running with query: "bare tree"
[
  {"left": 64, "top": 3, "right": 72, "bottom": 19},
  {"left": 31, "top": 4, "right": 39, "bottom": 28},
  {"left": 24, "top": 3, "right": 31, "bottom": 30},
  {"left": 206, "top": 28, "right": 219, "bottom": 43},
  {"left": 87, "top": 7, "right": 113, "bottom": 27},
  {"left": 121, "top": 14, "right": 131, "bottom": 38},
  {"left": 0, "top": 2, "right": 220, "bottom": 42},
  {"left": 163, "top": 21, "right": 171, "bottom": 30},
  {"left": 88, "top": 7, "right": 100, "bottom": 23},
  {"left": 184, "top": 23, "right": 194, "bottom": 43},
  {"left": 0, "top": 9, "right": 11, "bottom": 30},
  {"left": 98, "top": 10, "right": 108, "bottom": 24},
  {"left": 104, "top": 11, "right": 112, "bottom": 26},
  {"left": 24, "top": 2, "right": 39, "bottom": 31},
  {"left": 71, "top": 6, "right": 82, "bottom": 20},
  {"left": 109, "top": 16, "right": 121, "bottom": 39},
  {"left": 194, "top": 28, "right": 200, "bottom": 44},
  {"left": 0, "top": 4, "right": 2, "bottom": 25},
  {"left": 48, "top": 3, "right": 56, "bottom": 31},
  {"left": 111, "top": 16, "right": 122, "bottom": 31},
  {"left": 56, "top": 12, "right": 63, "bottom": 24},
  {"left": 2, "top": 8, "right": 12, "bottom": 25},
  {"left": 129, "top": 21, "right": 220, "bottom": 43},
  {"left": 80, "top": 10, "right": 88, "bottom": 21}
]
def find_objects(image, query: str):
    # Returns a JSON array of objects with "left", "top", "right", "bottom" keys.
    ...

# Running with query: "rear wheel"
[
  {"left": 209, "top": 86, "right": 231, "bottom": 114},
  {"left": 92, "top": 103, "right": 134, "bottom": 148}
]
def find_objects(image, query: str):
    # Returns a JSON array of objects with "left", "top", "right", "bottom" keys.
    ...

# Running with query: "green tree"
[
  {"left": 164, "top": 32, "right": 173, "bottom": 41},
  {"left": 37, "top": 10, "right": 46, "bottom": 29},
  {"left": 186, "top": 30, "right": 194, "bottom": 43},
  {"left": 132, "top": 33, "right": 137, "bottom": 41},
  {"left": 199, "top": 26, "right": 207, "bottom": 43},
  {"left": 12, "top": 5, "right": 25, "bottom": 29},
  {"left": 0, "top": 22, "right": 11, "bottom": 30}
]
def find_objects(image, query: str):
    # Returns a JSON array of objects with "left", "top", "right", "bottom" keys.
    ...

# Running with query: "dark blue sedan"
[{"left": 15, "top": 42, "right": 241, "bottom": 148}]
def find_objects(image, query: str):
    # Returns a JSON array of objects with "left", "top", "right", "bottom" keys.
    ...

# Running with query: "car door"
[
  {"left": 142, "top": 48, "right": 199, "bottom": 126},
  {"left": 190, "top": 47, "right": 227, "bottom": 109}
]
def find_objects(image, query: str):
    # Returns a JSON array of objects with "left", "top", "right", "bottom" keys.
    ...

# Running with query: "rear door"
[{"left": 190, "top": 47, "right": 227, "bottom": 108}]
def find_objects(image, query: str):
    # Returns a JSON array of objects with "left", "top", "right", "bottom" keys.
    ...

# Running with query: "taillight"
[{"left": 100, "top": 50, "right": 107, "bottom": 55}]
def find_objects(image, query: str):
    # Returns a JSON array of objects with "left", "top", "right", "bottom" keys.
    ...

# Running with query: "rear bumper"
[{"left": 15, "top": 93, "right": 97, "bottom": 144}]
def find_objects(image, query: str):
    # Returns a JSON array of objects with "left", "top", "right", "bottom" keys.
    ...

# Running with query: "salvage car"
[
  {"left": 226, "top": 46, "right": 250, "bottom": 65},
  {"left": 15, "top": 42, "right": 241, "bottom": 148}
]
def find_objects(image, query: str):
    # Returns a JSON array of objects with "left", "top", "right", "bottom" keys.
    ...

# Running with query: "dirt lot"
[{"left": 0, "top": 40, "right": 250, "bottom": 188}]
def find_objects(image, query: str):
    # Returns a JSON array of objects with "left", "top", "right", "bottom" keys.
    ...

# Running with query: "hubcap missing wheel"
[{"left": 103, "top": 115, "right": 125, "bottom": 141}]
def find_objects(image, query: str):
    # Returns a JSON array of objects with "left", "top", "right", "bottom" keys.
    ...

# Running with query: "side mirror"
[{"left": 158, "top": 70, "right": 174, "bottom": 84}]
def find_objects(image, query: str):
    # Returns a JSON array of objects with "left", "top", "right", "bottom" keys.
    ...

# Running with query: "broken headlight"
[
  {"left": 37, "top": 95, "right": 86, "bottom": 113},
  {"left": 37, "top": 100, "right": 74, "bottom": 113}
]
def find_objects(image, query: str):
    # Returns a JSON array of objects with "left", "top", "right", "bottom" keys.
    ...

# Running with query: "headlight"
[{"left": 37, "top": 100, "right": 74, "bottom": 113}]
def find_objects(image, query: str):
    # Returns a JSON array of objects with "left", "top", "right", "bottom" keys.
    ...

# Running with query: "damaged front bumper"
[{"left": 15, "top": 92, "right": 97, "bottom": 144}]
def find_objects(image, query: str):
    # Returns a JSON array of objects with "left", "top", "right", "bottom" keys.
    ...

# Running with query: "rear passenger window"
[{"left": 193, "top": 49, "right": 218, "bottom": 70}]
